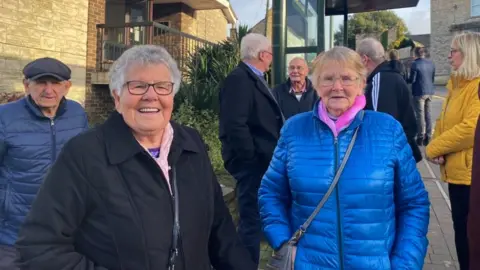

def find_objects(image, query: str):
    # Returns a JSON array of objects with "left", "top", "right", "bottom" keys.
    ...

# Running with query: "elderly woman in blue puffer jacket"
[{"left": 258, "top": 46, "right": 430, "bottom": 269}]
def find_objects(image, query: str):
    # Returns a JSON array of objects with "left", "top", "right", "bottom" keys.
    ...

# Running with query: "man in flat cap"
[{"left": 0, "top": 57, "right": 88, "bottom": 268}]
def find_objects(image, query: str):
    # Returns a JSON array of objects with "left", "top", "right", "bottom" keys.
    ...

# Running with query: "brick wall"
[
  {"left": 431, "top": 0, "right": 480, "bottom": 83},
  {"left": 0, "top": 0, "right": 89, "bottom": 104},
  {"left": 85, "top": 0, "right": 111, "bottom": 121}
]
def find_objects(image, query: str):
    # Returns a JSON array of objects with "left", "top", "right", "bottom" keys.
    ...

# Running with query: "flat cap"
[{"left": 23, "top": 57, "right": 71, "bottom": 81}]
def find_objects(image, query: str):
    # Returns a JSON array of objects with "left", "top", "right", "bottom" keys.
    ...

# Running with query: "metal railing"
[{"left": 96, "top": 21, "right": 215, "bottom": 72}]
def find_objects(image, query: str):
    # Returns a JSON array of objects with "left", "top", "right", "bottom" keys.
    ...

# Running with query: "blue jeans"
[
  {"left": 232, "top": 169, "right": 264, "bottom": 266},
  {"left": 413, "top": 95, "right": 433, "bottom": 138}
]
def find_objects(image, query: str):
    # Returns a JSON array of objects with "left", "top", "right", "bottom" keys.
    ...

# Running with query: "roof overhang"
[
  {"left": 154, "top": 0, "right": 237, "bottom": 24},
  {"left": 325, "top": 0, "right": 419, "bottom": 15}
]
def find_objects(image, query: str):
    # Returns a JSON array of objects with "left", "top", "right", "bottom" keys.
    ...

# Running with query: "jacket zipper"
[
  {"left": 441, "top": 96, "right": 451, "bottom": 180},
  {"left": 50, "top": 118, "right": 56, "bottom": 162},
  {"left": 334, "top": 137, "right": 344, "bottom": 270}
]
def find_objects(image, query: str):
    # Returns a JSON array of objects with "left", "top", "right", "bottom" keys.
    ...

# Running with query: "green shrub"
[
  {"left": 172, "top": 102, "right": 223, "bottom": 173},
  {"left": 178, "top": 39, "right": 240, "bottom": 114}
]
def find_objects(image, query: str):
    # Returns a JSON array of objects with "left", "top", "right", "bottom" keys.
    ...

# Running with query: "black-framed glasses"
[
  {"left": 449, "top": 48, "right": 460, "bottom": 56},
  {"left": 125, "top": 81, "right": 174, "bottom": 96}
]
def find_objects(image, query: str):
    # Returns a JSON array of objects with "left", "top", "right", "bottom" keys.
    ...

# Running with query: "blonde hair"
[
  {"left": 311, "top": 46, "right": 367, "bottom": 88},
  {"left": 389, "top": 49, "right": 399, "bottom": 60},
  {"left": 451, "top": 32, "right": 480, "bottom": 80}
]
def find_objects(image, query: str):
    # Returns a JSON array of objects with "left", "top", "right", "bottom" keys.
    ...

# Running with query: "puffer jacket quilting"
[
  {"left": 0, "top": 97, "right": 88, "bottom": 246},
  {"left": 258, "top": 108, "right": 430, "bottom": 269}
]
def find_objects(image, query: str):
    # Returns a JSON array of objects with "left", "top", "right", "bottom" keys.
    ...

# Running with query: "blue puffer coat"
[
  {"left": 258, "top": 107, "right": 430, "bottom": 269},
  {"left": 0, "top": 96, "right": 88, "bottom": 246}
]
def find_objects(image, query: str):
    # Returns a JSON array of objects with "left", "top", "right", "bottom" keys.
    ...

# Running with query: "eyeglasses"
[
  {"left": 288, "top": 65, "right": 305, "bottom": 71},
  {"left": 319, "top": 76, "right": 358, "bottom": 87},
  {"left": 449, "top": 48, "right": 460, "bottom": 56},
  {"left": 125, "top": 81, "right": 174, "bottom": 96},
  {"left": 261, "top": 50, "right": 273, "bottom": 56}
]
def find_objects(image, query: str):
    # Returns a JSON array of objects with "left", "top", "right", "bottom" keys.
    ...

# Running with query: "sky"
[{"left": 230, "top": 0, "right": 431, "bottom": 47}]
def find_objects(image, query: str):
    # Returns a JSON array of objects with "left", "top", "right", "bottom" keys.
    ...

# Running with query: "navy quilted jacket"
[
  {"left": 0, "top": 96, "right": 88, "bottom": 246},
  {"left": 258, "top": 106, "right": 430, "bottom": 269}
]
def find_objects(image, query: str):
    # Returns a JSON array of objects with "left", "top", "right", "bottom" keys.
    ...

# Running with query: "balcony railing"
[{"left": 96, "top": 22, "right": 215, "bottom": 72}]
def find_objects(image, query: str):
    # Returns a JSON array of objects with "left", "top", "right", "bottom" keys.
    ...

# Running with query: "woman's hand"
[{"left": 428, "top": 156, "right": 445, "bottom": 165}]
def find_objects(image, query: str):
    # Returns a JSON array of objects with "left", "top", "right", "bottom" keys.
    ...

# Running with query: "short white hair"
[
  {"left": 240, "top": 33, "right": 271, "bottom": 60},
  {"left": 108, "top": 45, "right": 181, "bottom": 96},
  {"left": 356, "top": 38, "right": 386, "bottom": 64}
]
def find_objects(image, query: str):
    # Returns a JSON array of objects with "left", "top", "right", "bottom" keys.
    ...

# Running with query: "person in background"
[
  {"left": 259, "top": 46, "right": 429, "bottom": 269},
  {"left": 15, "top": 45, "right": 255, "bottom": 270},
  {"left": 426, "top": 32, "right": 480, "bottom": 270},
  {"left": 218, "top": 33, "right": 284, "bottom": 266},
  {"left": 357, "top": 38, "right": 422, "bottom": 163},
  {"left": 0, "top": 57, "right": 88, "bottom": 269},
  {"left": 468, "top": 87, "right": 480, "bottom": 269},
  {"left": 273, "top": 57, "right": 318, "bottom": 120},
  {"left": 408, "top": 47, "right": 436, "bottom": 146},
  {"left": 388, "top": 49, "right": 407, "bottom": 80}
]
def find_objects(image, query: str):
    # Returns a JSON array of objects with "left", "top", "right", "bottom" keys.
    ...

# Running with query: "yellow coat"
[{"left": 426, "top": 76, "right": 480, "bottom": 185}]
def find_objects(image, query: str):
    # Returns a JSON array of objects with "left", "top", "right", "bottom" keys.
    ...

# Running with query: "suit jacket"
[{"left": 219, "top": 62, "right": 284, "bottom": 176}]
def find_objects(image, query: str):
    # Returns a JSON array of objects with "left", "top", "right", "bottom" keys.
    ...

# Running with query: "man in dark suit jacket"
[
  {"left": 273, "top": 57, "right": 318, "bottom": 119},
  {"left": 219, "top": 33, "right": 284, "bottom": 265}
]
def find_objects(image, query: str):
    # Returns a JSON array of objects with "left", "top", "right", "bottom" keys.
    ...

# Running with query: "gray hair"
[
  {"left": 240, "top": 33, "right": 271, "bottom": 60},
  {"left": 357, "top": 38, "right": 386, "bottom": 64},
  {"left": 108, "top": 45, "right": 181, "bottom": 96}
]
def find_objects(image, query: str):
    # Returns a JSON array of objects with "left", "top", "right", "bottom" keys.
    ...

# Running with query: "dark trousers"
[
  {"left": 413, "top": 95, "right": 433, "bottom": 139},
  {"left": 0, "top": 245, "right": 19, "bottom": 270},
  {"left": 449, "top": 184, "right": 470, "bottom": 270},
  {"left": 232, "top": 169, "right": 263, "bottom": 266}
]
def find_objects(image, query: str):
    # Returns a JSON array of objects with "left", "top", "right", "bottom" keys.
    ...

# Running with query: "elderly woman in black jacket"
[{"left": 15, "top": 45, "right": 255, "bottom": 270}]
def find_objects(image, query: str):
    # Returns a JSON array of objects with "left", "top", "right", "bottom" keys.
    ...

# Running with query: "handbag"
[{"left": 266, "top": 113, "right": 363, "bottom": 270}]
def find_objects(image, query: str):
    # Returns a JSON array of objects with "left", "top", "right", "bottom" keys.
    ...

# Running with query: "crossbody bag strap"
[
  {"left": 288, "top": 111, "right": 364, "bottom": 245},
  {"left": 168, "top": 167, "right": 181, "bottom": 270}
]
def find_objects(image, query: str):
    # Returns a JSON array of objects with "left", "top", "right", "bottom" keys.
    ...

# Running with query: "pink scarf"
[{"left": 317, "top": 95, "right": 366, "bottom": 137}]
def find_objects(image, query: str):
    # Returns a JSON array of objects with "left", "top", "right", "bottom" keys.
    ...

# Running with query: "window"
[
  {"left": 156, "top": 21, "right": 171, "bottom": 27},
  {"left": 472, "top": 0, "right": 480, "bottom": 17}
]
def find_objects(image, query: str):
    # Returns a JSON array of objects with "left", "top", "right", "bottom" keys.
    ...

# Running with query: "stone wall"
[
  {"left": 181, "top": 9, "right": 228, "bottom": 43},
  {"left": 0, "top": 0, "right": 89, "bottom": 104},
  {"left": 154, "top": 4, "right": 228, "bottom": 43},
  {"left": 430, "top": 0, "right": 480, "bottom": 84}
]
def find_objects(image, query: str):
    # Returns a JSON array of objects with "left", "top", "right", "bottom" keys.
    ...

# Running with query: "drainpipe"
[{"left": 272, "top": 0, "right": 286, "bottom": 86}]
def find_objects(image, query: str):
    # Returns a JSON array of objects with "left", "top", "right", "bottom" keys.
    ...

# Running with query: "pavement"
[{"left": 259, "top": 86, "right": 460, "bottom": 269}]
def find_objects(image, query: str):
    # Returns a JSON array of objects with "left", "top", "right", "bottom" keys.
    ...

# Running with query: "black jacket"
[
  {"left": 16, "top": 112, "right": 255, "bottom": 270},
  {"left": 273, "top": 78, "right": 318, "bottom": 120},
  {"left": 388, "top": 60, "right": 407, "bottom": 81},
  {"left": 365, "top": 61, "right": 422, "bottom": 163},
  {"left": 219, "top": 62, "right": 283, "bottom": 175}
]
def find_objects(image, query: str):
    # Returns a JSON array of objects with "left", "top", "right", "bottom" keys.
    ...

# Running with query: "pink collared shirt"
[{"left": 142, "top": 123, "right": 174, "bottom": 194}]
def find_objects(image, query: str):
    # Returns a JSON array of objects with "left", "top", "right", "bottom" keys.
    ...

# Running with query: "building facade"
[
  {"left": 0, "top": 0, "right": 236, "bottom": 120},
  {"left": 431, "top": 0, "right": 480, "bottom": 84},
  {"left": 0, "top": 0, "right": 90, "bottom": 103}
]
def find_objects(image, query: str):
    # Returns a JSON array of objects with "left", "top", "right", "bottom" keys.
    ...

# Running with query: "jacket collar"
[
  {"left": 238, "top": 61, "right": 263, "bottom": 80},
  {"left": 285, "top": 77, "right": 313, "bottom": 94},
  {"left": 102, "top": 111, "right": 200, "bottom": 165},
  {"left": 366, "top": 61, "right": 389, "bottom": 83},
  {"left": 311, "top": 99, "right": 364, "bottom": 132},
  {"left": 24, "top": 95, "right": 67, "bottom": 119}
]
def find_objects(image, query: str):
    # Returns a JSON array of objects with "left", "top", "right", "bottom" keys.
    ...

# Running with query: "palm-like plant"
[{"left": 175, "top": 25, "right": 251, "bottom": 114}]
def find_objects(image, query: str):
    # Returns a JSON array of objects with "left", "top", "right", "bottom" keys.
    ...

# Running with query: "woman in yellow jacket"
[{"left": 426, "top": 32, "right": 480, "bottom": 270}]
